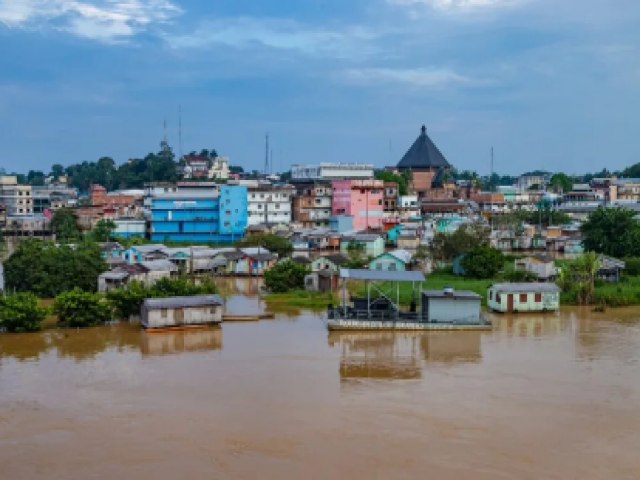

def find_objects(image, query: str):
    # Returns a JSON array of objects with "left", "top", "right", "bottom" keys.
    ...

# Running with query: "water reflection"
[
  {"left": 328, "top": 330, "right": 484, "bottom": 382},
  {"left": 140, "top": 328, "right": 222, "bottom": 356},
  {"left": 0, "top": 323, "right": 223, "bottom": 362},
  {"left": 489, "top": 312, "right": 573, "bottom": 337}
]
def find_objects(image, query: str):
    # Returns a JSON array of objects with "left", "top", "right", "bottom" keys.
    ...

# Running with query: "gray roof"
[
  {"left": 490, "top": 283, "right": 560, "bottom": 293},
  {"left": 422, "top": 289, "right": 481, "bottom": 300},
  {"left": 340, "top": 268, "right": 425, "bottom": 282},
  {"left": 397, "top": 125, "right": 451, "bottom": 170},
  {"left": 142, "top": 294, "right": 224, "bottom": 309}
]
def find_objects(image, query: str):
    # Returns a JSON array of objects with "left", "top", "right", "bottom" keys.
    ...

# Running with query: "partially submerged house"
[
  {"left": 141, "top": 295, "right": 224, "bottom": 329},
  {"left": 487, "top": 283, "right": 560, "bottom": 313}
]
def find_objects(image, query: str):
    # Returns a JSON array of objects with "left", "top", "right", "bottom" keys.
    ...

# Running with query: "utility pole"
[{"left": 264, "top": 133, "right": 270, "bottom": 175}]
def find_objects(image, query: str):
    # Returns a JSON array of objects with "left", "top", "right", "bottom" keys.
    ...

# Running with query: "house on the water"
[
  {"left": 422, "top": 288, "right": 482, "bottom": 324},
  {"left": 141, "top": 295, "right": 224, "bottom": 329},
  {"left": 487, "top": 283, "right": 560, "bottom": 313}
]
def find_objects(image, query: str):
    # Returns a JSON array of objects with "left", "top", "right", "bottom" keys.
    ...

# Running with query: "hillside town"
[{"left": 1, "top": 124, "right": 637, "bottom": 292}]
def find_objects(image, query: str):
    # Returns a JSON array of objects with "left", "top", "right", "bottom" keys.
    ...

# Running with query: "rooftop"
[
  {"left": 142, "top": 294, "right": 224, "bottom": 309},
  {"left": 339, "top": 268, "right": 425, "bottom": 282},
  {"left": 397, "top": 125, "right": 451, "bottom": 170},
  {"left": 490, "top": 283, "right": 560, "bottom": 293}
]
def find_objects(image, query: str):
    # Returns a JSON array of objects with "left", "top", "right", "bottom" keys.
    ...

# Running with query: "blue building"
[{"left": 150, "top": 185, "right": 247, "bottom": 243}]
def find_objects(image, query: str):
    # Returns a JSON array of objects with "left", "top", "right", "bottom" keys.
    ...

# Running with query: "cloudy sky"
[{"left": 1, "top": 0, "right": 639, "bottom": 174}]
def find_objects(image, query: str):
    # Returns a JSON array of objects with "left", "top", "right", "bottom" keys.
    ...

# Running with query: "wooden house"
[
  {"left": 141, "top": 295, "right": 224, "bottom": 329},
  {"left": 488, "top": 283, "right": 560, "bottom": 313},
  {"left": 368, "top": 249, "right": 412, "bottom": 271},
  {"left": 311, "top": 253, "right": 349, "bottom": 273},
  {"left": 340, "top": 234, "right": 385, "bottom": 258},
  {"left": 515, "top": 255, "right": 557, "bottom": 280}
]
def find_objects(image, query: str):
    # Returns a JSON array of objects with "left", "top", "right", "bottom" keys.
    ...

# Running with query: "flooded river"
[{"left": 1, "top": 280, "right": 640, "bottom": 479}]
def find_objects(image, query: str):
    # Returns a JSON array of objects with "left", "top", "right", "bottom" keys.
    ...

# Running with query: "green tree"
[
  {"left": 461, "top": 246, "right": 504, "bottom": 279},
  {"left": 106, "top": 281, "right": 148, "bottom": 319},
  {"left": 4, "top": 240, "right": 107, "bottom": 297},
  {"left": 53, "top": 288, "right": 112, "bottom": 328},
  {"left": 50, "top": 207, "right": 80, "bottom": 242},
  {"left": 264, "top": 260, "right": 308, "bottom": 293},
  {"left": 50, "top": 163, "right": 65, "bottom": 179},
  {"left": 557, "top": 252, "right": 599, "bottom": 305},
  {"left": 431, "top": 222, "right": 490, "bottom": 262},
  {"left": 345, "top": 241, "right": 368, "bottom": 268},
  {"left": 236, "top": 233, "right": 292, "bottom": 258},
  {"left": 549, "top": 172, "right": 573, "bottom": 194},
  {"left": 0, "top": 293, "right": 48, "bottom": 332},
  {"left": 91, "top": 219, "right": 117, "bottom": 242},
  {"left": 581, "top": 207, "right": 640, "bottom": 257},
  {"left": 374, "top": 170, "right": 410, "bottom": 195}
]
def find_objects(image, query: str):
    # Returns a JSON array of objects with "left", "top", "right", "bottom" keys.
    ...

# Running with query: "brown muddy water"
[{"left": 1, "top": 281, "right": 640, "bottom": 479}]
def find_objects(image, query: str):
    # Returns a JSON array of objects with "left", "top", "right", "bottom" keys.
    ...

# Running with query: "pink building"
[{"left": 331, "top": 179, "right": 384, "bottom": 230}]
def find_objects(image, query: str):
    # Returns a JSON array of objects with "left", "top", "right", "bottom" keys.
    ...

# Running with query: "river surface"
[{"left": 1, "top": 279, "right": 640, "bottom": 479}]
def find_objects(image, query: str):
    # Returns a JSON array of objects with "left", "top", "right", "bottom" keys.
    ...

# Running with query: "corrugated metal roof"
[
  {"left": 490, "top": 283, "right": 560, "bottom": 293},
  {"left": 142, "top": 295, "right": 223, "bottom": 309},
  {"left": 422, "top": 290, "right": 481, "bottom": 299},
  {"left": 340, "top": 268, "right": 425, "bottom": 282},
  {"left": 397, "top": 125, "right": 451, "bottom": 170}
]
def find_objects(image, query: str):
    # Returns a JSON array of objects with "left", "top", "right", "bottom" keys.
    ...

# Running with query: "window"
[
  {"left": 535, "top": 293, "right": 542, "bottom": 302},
  {"left": 161, "top": 308, "right": 168, "bottom": 318},
  {"left": 489, "top": 291, "right": 493, "bottom": 300},
  {"left": 378, "top": 199, "right": 382, "bottom": 206},
  {"left": 519, "top": 293, "right": 527, "bottom": 303},
  {"left": 376, "top": 263, "right": 382, "bottom": 270},
  {"left": 210, "top": 308, "right": 216, "bottom": 314}
]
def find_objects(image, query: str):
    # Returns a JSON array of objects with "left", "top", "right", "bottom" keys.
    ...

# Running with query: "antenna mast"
[
  {"left": 264, "top": 133, "right": 270, "bottom": 174},
  {"left": 178, "top": 105, "right": 183, "bottom": 161}
]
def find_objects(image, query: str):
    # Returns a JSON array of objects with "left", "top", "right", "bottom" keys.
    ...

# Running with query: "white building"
[
  {"left": 208, "top": 156, "right": 230, "bottom": 180},
  {"left": 0, "top": 176, "right": 33, "bottom": 216},
  {"left": 291, "top": 163, "right": 374, "bottom": 181},
  {"left": 247, "top": 184, "right": 294, "bottom": 226}
]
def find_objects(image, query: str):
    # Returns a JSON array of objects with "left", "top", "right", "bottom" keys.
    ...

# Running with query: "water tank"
[{"left": 443, "top": 286, "right": 455, "bottom": 296}]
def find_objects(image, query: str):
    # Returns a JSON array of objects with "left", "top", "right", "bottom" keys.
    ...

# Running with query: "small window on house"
[
  {"left": 376, "top": 263, "right": 382, "bottom": 270},
  {"left": 535, "top": 293, "right": 542, "bottom": 302},
  {"left": 489, "top": 291, "right": 493, "bottom": 300},
  {"left": 378, "top": 199, "right": 383, "bottom": 206},
  {"left": 161, "top": 308, "right": 168, "bottom": 318},
  {"left": 519, "top": 293, "right": 527, "bottom": 303},
  {"left": 210, "top": 307, "right": 216, "bottom": 314},
  {"left": 496, "top": 294, "right": 501, "bottom": 303}
]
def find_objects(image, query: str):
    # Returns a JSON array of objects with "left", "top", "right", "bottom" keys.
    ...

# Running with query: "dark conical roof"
[{"left": 397, "top": 125, "right": 450, "bottom": 170}]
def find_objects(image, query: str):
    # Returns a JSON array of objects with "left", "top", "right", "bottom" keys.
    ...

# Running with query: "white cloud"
[
  {"left": 0, "top": 0, "right": 181, "bottom": 42},
  {"left": 341, "top": 67, "right": 488, "bottom": 88},
  {"left": 166, "top": 17, "right": 379, "bottom": 59}
]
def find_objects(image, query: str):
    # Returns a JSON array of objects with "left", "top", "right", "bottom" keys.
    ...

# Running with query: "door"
[
  {"left": 174, "top": 308, "right": 184, "bottom": 325},
  {"left": 507, "top": 294, "right": 514, "bottom": 313}
]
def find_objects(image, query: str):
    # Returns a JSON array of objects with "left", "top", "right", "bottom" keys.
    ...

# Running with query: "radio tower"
[{"left": 264, "top": 133, "right": 270, "bottom": 175}]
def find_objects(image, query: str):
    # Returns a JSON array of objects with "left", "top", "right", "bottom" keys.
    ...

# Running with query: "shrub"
[
  {"left": 264, "top": 260, "right": 308, "bottom": 293},
  {"left": 0, "top": 293, "right": 48, "bottom": 333},
  {"left": 502, "top": 267, "right": 537, "bottom": 282},
  {"left": 54, "top": 288, "right": 112, "bottom": 328},
  {"left": 461, "top": 246, "right": 504, "bottom": 279},
  {"left": 623, "top": 257, "right": 640, "bottom": 276}
]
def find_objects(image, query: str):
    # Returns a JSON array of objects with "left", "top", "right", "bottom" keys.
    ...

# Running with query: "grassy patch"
[{"left": 263, "top": 290, "right": 338, "bottom": 309}]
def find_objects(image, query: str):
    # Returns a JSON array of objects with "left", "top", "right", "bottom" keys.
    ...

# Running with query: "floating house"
[
  {"left": 487, "top": 283, "right": 560, "bottom": 313},
  {"left": 422, "top": 288, "right": 482, "bottom": 324},
  {"left": 141, "top": 295, "right": 224, "bottom": 329},
  {"left": 327, "top": 269, "right": 490, "bottom": 331}
]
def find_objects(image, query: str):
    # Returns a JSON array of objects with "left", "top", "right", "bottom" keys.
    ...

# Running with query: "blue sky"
[{"left": 1, "top": 0, "right": 639, "bottom": 175}]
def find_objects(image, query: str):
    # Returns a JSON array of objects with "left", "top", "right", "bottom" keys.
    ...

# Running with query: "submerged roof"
[
  {"left": 340, "top": 268, "right": 425, "bottom": 282},
  {"left": 397, "top": 125, "right": 451, "bottom": 170},
  {"left": 143, "top": 294, "right": 224, "bottom": 309}
]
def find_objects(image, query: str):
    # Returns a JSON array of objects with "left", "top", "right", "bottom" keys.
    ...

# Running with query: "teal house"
[
  {"left": 369, "top": 249, "right": 412, "bottom": 271},
  {"left": 340, "top": 234, "right": 385, "bottom": 258}
]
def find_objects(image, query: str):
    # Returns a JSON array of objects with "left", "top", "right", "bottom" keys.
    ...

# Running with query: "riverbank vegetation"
[{"left": 0, "top": 293, "right": 48, "bottom": 332}]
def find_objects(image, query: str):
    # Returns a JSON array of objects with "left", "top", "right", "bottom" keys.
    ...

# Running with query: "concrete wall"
[{"left": 424, "top": 297, "right": 481, "bottom": 323}]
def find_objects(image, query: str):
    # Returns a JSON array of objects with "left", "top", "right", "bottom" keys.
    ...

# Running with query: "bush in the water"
[
  {"left": 264, "top": 260, "right": 307, "bottom": 293},
  {"left": 0, "top": 292, "right": 48, "bottom": 333},
  {"left": 54, "top": 288, "right": 111, "bottom": 328}
]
